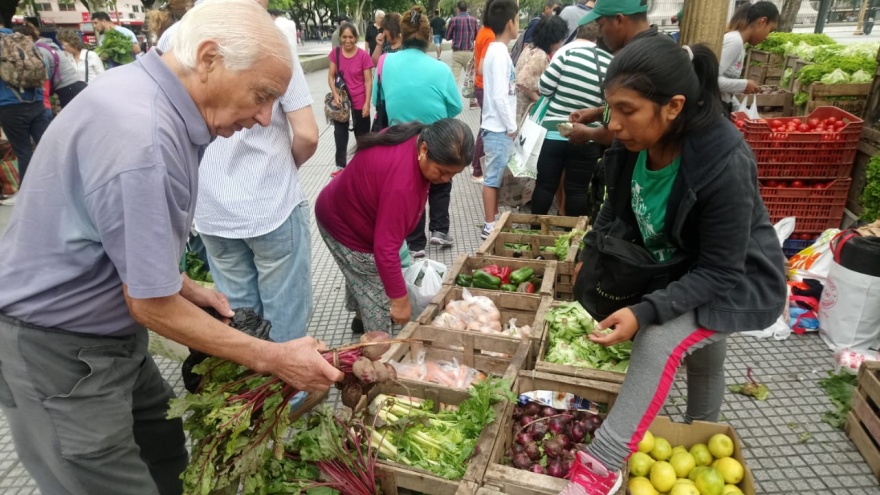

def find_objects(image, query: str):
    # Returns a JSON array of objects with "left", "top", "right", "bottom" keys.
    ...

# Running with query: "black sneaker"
[{"left": 351, "top": 317, "right": 365, "bottom": 334}]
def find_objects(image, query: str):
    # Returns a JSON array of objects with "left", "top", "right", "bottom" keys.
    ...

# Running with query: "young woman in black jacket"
[{"left": 561, "top": 37, "right": 786, "bottom": 495}]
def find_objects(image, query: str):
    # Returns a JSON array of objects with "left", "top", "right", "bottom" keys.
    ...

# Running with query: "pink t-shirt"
[
  {"left": 315, "top": 137, "right": 430, "bottom": 299},
  {"left": 328, "top": 47, "right": 374, "bottom": 110}
]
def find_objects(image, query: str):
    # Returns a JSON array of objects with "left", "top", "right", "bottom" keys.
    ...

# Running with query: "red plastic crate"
[
  {"left": 760, "top": 178, "right": 851, "bottom": 234},
  {"left": 743, "top": 107, "right": 863, "bottom": 179}
]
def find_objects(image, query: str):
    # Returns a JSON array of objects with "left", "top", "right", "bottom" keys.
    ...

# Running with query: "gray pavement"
[{"left": 1, "top": 51, "right": 879, "bottom": 494}]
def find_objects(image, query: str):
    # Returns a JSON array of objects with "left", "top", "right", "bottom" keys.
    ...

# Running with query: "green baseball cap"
[{"left": 578, "top": 0, "right": 649, "bottom": 26}]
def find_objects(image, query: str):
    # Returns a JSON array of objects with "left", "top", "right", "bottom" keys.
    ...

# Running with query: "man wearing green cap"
[{"left": 566, "top": 0, "right": 659, "bottom": 147}]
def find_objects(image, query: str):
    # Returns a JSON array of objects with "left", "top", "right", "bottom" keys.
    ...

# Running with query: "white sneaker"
[
  {"left": 480, "top": 222, "right": 495, "bottom": 240},
  {"left": 411, "top": 249, "right": 426, "bottom": 258},
  {"left": 430, "top": 231, "right": 454, "bottom": 247},
  {"left": 558, "top": 451, "right": 622, "bottom": 495},
  {"left": 0, "top": 195, "right": 16, "bottom": 206}
]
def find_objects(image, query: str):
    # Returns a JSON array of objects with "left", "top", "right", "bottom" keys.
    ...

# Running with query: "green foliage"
[
  {"left": 796, "top": 56, "right": 878, "bottom": 86},
  {"left": 753, "top": 32, "right": 837, "bottom": 55},
  {"left": 184, "top": 251, "right": 213, "bottom": 283},
  {"left": 544, "top": 302, "right": 631, "bottom": 372},
  {"left": 793, "top": 91, "right": 809, "bottom": 107},
  {"left": 817, "top": 370, "right": 857, "bottom": 429},
  {"left": 94, "top": 28, "right": 134, "bottom": 65},
  {"left": 860, "top": 155, "right": 880, "bottom": 222}
]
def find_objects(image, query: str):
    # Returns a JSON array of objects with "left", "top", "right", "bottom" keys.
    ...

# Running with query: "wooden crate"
[
  {"left": 476, "top": 212, "right": 588, "bottom": 301},
  {"left": 534, "top": 302, "right": 627, "bottom": 385},
  {"left": 734, "top": 89, "right": 794, "bottom": 118},
  {"left": 383, "top": 323, "right": 532, "bottom": 394},
  {"left": 746, "top": 49, "right": 784, "bottom": 68},
  {"left": 361, "top": 380, "right": 508, "bottom": 494},
  {"left": 782, "top": 55, "right": 811, "bottom": 90},
  {"left": 846, "top": 360, "right": 880, "bottom": 482},
  {"left": 792, "top": 82, "right": 872, "bottom": 115},
  {"left": 444, "top": 254, "right": 557, "bottom": 296},
  {"left": 417, "top": 284, "right": 553, "bottom": 348},
  {"left": 482, "top": 371, "right": 624, "bottom": 495}
]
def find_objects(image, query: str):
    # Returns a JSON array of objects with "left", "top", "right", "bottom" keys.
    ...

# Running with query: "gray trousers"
[
  {"left": 586, "top": 311, "right": 728, "bottom": 470},
  {"left": 0, "top": 313, "right": 187, "bottom": 495}
]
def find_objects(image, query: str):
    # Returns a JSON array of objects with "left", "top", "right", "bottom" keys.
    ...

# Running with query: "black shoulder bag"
[{"left": 371, "top": 53, "right": 389, "bottom": 133}]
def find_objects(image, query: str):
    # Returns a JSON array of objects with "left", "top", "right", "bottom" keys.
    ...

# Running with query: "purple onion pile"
[{"left": 506, "top": 402, "right": 605, "bottom": 478}]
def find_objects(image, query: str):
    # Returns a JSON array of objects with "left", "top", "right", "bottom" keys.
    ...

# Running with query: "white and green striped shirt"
[{"left": 539, "top": 40, "right": 612, "bottom": 140}]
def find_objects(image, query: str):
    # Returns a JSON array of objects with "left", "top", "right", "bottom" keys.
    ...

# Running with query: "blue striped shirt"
[{"left": 194, "top": 34, "right": 313, "bottom": 239}]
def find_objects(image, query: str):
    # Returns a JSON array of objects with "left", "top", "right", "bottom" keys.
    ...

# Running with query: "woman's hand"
[
  {"left": 333, "top": 93, "right": 341, "bottom": 107},
  {"left": 744, "top": 79, "right": 759, "bottom": 94},
  {"left": 568, "top": 123, "right": 594, "bottom": 145},
  {"left": 390, "top": 296, "right": 411, "bottom": 324},
  {"left": 590, "top": 307, "right": 639, "bottom": 347},
  {"left": 376, "top": 32, "right": 385, "bottom": 47},
  {"left": 569, "top": 107, "right": 603, "bottom": 125},
  {"left": 362, "top": 104, "right": 370, "bottom": 118}
]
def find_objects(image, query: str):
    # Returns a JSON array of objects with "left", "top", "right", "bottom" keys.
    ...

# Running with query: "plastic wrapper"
[
  {"left": 430, "top": 290, "right": 530, "bottom": 340},
  {"left": 833, "top": 348, "right": 880, "bottom": 374},
  {"left": 388, "top": 350, "right": 486, "bottom": 390}
]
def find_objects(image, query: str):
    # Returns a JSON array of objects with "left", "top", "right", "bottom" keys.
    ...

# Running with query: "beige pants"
[{"left": 451, "top": 50, "right": 473, "bottom": 83}]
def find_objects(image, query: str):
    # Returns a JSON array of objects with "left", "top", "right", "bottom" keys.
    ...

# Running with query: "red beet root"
[
  {"left": 359, "top": 331, "right": 392, "bottom": 360},
  {"left": 529, "top": 464, "right": 545, "bottom": 475}
]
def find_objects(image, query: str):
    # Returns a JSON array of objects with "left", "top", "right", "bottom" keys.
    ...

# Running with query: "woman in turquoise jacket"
[{"left": 374, "top": 5, "right": 463, "bottom": 257}]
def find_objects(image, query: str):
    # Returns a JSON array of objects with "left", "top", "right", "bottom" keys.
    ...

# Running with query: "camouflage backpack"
[{"left": 0, "top": 32, "right": 48, "bottom": 94}]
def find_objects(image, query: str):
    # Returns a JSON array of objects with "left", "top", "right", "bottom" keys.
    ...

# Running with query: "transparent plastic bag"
[{"left": 391, "top": 350, "right": 486, "bottom": 390}]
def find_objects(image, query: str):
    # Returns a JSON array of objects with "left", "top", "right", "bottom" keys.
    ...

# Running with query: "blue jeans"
[
  {"left": 200, "top": 201, "right": 313, "bottom": 342},
  {"left": 481, "top": 129, "right": 513, "bottom": 188}
]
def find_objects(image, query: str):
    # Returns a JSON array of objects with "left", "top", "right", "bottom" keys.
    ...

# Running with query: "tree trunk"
[
  {"left": 679, "top": 0, "right": 728, "bottom": 60},
  {"left": 777, "top": 0, "right": 801, "bottom": 32}
]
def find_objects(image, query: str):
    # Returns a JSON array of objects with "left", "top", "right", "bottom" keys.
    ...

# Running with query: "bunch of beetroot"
[{"left": 506, "top": 402, "right": 604, "bottom": 478}]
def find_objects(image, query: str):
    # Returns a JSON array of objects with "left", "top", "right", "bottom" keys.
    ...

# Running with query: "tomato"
[
  {"left": 812, "top": 182, "right": 825, "bottom": 189},
  {"left": 808, "top": 118, "right": 821, "bottom": 128},
  {"left": 791, "top": 180, "right": 805, "bottom": 188},
  {"left": 770, "top": 119, "right": 783, "bottom": 128},
  {"left": 735, "top": 120, "right": 744, "bottom": 129},
  {"left": 798, "top": 124, "right": 810, "bottom": 132},
  {"left": 814, "top": 126, "right": 825, "bottom": 132},
  {"left": 775, "top": 181, "right": 787, "bottom": 188},
  {"left": 801, "top": 233, "right": 814, "bottom": 241},
  {"left": 826, "top": 116, "right": 837, "bottom": 125},
  {"left": 764, "top": 180, "right": 779, "bottom": 188},
  {"left": 835, "top": 120, "right": 846, "bottom": 129}
]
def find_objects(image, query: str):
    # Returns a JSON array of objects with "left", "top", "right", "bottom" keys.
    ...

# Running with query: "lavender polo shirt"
[{"left": 0, "top": 50, "right": 211, "bottom": 336}]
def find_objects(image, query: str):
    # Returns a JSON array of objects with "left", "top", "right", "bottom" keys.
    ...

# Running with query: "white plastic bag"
[
  {"left": 509, "top": 98, "right": 550, "bottom": 179},
  {"left": 789, "top": 228, "right": 840, "bottom": 283},
  {"left": 734, "top": 95, "right": 746, "bottom": 113},
  {"left": 818, "top": 260, "right": 880, "bottom": 352},
  {"left": 773, "top": 217, "right": 796, "bottom": 246},
  {"left": 741, "top": 285, "right": 792, "bottom": 340},
  {"left": 404, "top": 259, "right": 446, "bottom": 319},
  {"left": 746, "top": 94, "right": 761, "bottom": 120},
  {"left": 834, "top": 348, "right": 880, "bottom": 374}
]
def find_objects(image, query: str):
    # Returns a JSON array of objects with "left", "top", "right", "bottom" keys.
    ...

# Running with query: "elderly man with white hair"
[
  {"left": 366, "top": 9, "right": 385, "bottom": 54},
  {"left": 0, "top": 1, "right": 342, "bottom": 494}
]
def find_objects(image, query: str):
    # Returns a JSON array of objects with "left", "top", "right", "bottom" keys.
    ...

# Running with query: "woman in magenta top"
[
  {"left": 328, "top": 22, "right": 374, "bottom": 171},
  {"left": 316, "top": 120, "right": 474, "bottom": 333}
]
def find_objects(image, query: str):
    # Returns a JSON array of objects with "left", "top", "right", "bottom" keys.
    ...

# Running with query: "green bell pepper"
[
  {"left": 455, "top": 274, "right": 473, "bottom": 287},
  {"left": 472, "top": 269, "right": 501, "bottom": 289},
  {"left": 500, "top": 284, "right": 517, "bottom": 292},
  {"left": 510, "top": 267, "right": 535, "bottom": 285}
]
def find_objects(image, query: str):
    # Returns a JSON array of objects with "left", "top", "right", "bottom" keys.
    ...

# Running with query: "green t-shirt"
[{"left": 631, "top": 150, "right": 681, "bottom": 262}]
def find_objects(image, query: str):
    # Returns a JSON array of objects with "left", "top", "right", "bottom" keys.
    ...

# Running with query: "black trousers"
[
  {"left": 406, "top": 181, "right": 452, "bottom": 251},
  {"left": 531, "top": 139, "right": 601, "bottom": 218},
  {"left": 0, "top": 101, "right": 51, "bottom": 183},
  {"left": 333, "top": 109, "right": 371, "bottom": 168},
  {"left": 56, "top": 81, "right": 87, "bottom": 108}
]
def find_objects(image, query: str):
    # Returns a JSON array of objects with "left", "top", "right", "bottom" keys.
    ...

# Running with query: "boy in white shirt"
[{"left": 480, "top": 0, "right": 520, "bottom": 239}]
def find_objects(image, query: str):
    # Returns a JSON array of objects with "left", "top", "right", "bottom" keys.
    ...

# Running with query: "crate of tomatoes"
[
  {"left": 759, "top": 178, "right": 851, "bottom": 234},
  {"left": 738, "top": 107, "right": 863, "bottom": 179}
]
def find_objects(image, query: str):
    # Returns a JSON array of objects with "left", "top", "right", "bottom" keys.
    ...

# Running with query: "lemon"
[
  {"left": 722, "top": 484, "right": 744, "bottom": 494},
  {"left": 707, "top": 433, "right": 735, "bottom": 459},
  {"left": 670, "top": 452, "right": 697, "bottom": 479},
  {"left": 714, "top": 457, "right": 744, "bottom": 485},
  {"left": 690, "top": 443, "right": 714, "bottom": 467},
  {"left": 629, "top": 451, "right": 656, "bottom": 477},
  {"left": 629, "top": 476, "right": 659, "bottom": 495},
  {"left": 650, "top": 437, "right": 673, "bottom": 461},
  {"left": 672, "top": 445, "right": 689, "bottom": 457},
  {"left": 670, "top": 482, "right": 700, "bottom": 495},
  {"left": 649, "top": 461, "right": 677, "bottom": 493},
  {"left": 638, "top": 430, "right": 656, "bottom": 454},
  {"left": 695, "top": 467, "right": 725, "bottom": 495}
]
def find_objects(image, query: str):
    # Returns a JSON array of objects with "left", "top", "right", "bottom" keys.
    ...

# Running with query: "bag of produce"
[{"left": 404, "top": 258, "right": 446, "bottom": 318}]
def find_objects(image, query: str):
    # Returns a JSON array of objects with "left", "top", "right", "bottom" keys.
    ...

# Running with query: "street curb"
[{"left": 301, "top": 55, "right": 330, "bottom": 74}]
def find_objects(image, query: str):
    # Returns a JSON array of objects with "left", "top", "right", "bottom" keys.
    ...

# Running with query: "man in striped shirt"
[
  {"left": 192, "top": 5, "right": 320, "bottom": 344},
  {"left": 445, "top": 0, "right": 478, "bottom": 82}
]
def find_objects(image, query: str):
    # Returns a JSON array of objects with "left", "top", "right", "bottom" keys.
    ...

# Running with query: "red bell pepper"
[
  {"left": 482, "top": 265, "right": 501, "bottom": 278},
  {"left": 498, "top": 266, "right": 512, "bottom": 285},
  {"left": 517, "top": 281, "right": 535, "bottom": 293}
]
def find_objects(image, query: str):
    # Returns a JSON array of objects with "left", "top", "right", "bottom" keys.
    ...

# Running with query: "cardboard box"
[{"left": 647, "top": 416, "right": 756, "bottom": 495}]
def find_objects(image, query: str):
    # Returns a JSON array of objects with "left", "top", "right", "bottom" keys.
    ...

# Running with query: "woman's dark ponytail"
[
  {"left": 355, "top": 119, "right": 474, "bottom": 167},
  {"left": 728, "top": 1, "right": 780, "bottom": 31},
  {"left": 604, "top": 37, "right": 724, "bottom": 148}
]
